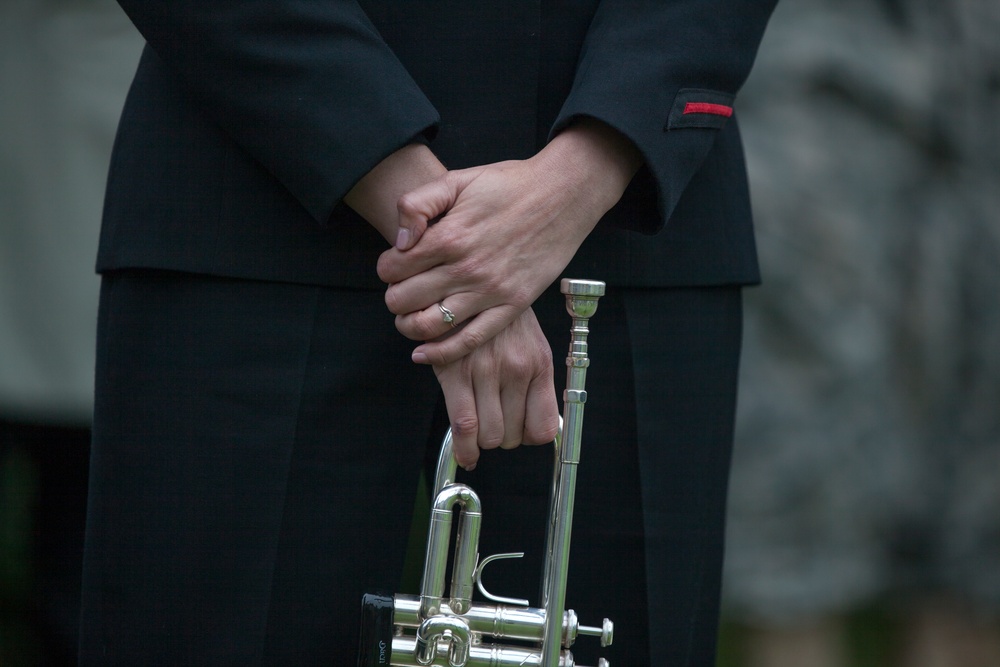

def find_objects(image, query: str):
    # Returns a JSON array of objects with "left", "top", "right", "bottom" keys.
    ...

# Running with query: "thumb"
[
  {"left": 394, "top": 168, "right": 483, "bottom": 250},
  {"left": 394, "top": 175, "right": 452, "bottom": 251}
]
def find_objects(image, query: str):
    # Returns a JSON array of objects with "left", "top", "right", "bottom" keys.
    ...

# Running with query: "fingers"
[
  {"left": 511, "top": 309, "right": 557, "bottom": 446},
  {"left": 523, "top": 368, "right": 559, "bottom": 445},
  {"left": 435, "top": 351, "right": 506, "bottom": 470},
  {"left": 387, "top": 165, "right": 485, "bottom": 253},
  {"left": 473, "top": 365, "right": 505, "bottom": 450},
  {"left": 497, "top": 380, "right": 527, "bottom": 449},
  {"left": 411, "top": 306, "right": 519, "bottom": 366},
  {"left": 435, "top": 363, "right": 480, "bottom": 471},
  {"left": 392, "top": 290, "right": 502, "bottom": 342},
  {"left": 431, "top": 307, "right": 557, "bottom": 472},
  {"left": 436, "top": 358, "right": 531, "bottom": 466},
  {"left": 380, "top": 260, "right": 447, "bottom": 317}
]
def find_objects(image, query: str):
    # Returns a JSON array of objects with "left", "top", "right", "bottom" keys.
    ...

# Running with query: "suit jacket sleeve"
[
  {"left": 115, "top": 0, "right": 440, "bottom": 225},
  {"left": 552, "top": 0, "right": 778, "bottom": 233}
]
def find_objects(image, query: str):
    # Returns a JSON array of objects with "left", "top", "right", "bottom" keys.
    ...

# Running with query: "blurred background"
[
  {"left": 1, "top": 0, "right": 142, "bottom": 663},
  {"left": 0, "top": 0, "right": 997, "bottom": 665},
  {"left": 721, "top": 1, "right": 1000, "bottom": 666}
]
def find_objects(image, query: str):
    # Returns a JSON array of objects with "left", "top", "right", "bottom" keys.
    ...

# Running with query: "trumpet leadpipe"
[{"left": 540, "top": 279, "right": 605, "bottom": 667}]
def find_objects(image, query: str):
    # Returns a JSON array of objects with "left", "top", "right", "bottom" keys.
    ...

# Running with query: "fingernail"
[
  {"left": 395, "top": 228, "right": 410, "bottom": 250},
  {"left": 412, "top": 351, "right": 429, "bottom": 364},
  {"left": 464, "top": 463, "right": 477, "bottom": 472}
]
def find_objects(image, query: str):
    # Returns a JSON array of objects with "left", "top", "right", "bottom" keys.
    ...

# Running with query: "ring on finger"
[{"left": 438, "top": 303, "right": 457, "bottom": 327}]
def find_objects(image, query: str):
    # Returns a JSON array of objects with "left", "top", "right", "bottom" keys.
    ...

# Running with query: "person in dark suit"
[{"left": 80, "top": 1, "right": 777, "bottom": 665}]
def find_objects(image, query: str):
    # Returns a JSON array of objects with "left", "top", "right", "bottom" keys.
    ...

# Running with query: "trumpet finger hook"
[{"left": 474, "top": 552, "right": 530, "bottom": 606}]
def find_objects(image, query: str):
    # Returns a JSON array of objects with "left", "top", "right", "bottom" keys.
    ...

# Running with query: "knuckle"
[
  {"left": 460, "top": 329, "right": 486, "bottom": 354},
  {"left": 376, "top": 255, "right": 394, "bottom": 284},
  {"left": 395, "top": 320, "right": 424, "bottom": 342},
  {"left": 479, "top": 432, "right": 504, "bottom": 450},
  {"left": 384, "top": 288, "right": 404, "bottom": 315},
  {"left": 410, "top": 316, "right": 440, "bottom": 342},
  {"left": 524, "top": 420, "right": 559, "bottom": 445},
  {"left": 499, "top": 437, "right": 522, "bottom": 450},
  {"left": 424, "top": 347, "right": 451, "bottom": 366},
  {"left": 396, "top": 191, "right": 419, "bottom": 215},
  {"left": 482, "top": 272, "right": 506, "bottom": 296},
  {"left": 531, "top": 340, "right": 554, "bottom": 367},
  {"left": 510, "top": 355, "right": 533, "bottom": 375},
  {"left": 451, "top": 416, "right": 479, "bottom": 439},
  {"left": 501, "top": 427, "right": 524, "bottom": 448},
  {"left": 500, "top": 356, "right": 533, "bottom": 382},
  {"left": 512, "top": 285, "right": 535, "bottom": 309}
]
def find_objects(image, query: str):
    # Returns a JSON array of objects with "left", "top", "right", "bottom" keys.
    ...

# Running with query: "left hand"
[
  {"left": 377, "top": 119, "right": 642, "bottom": 366},
  {"left": 434, "top": 307, "right": 560, "bottom": 471}
]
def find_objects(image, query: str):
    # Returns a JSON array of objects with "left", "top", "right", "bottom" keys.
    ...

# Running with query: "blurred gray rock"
[
  {"left": 0, "top": 0, "right": 143, "bottom": 423},
  {"left": 724, "top": 0, "right": 1000, "bottom": 622}
]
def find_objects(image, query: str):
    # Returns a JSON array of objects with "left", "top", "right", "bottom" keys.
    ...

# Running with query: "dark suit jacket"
[{"left": 98, "top": 0, "right": 776, "bottom": 290}]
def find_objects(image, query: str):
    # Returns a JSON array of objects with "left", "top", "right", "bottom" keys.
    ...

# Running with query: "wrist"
[
  {"left": 344, "top": 143, "right": 447, "bottom": 244},
  {"left": 540, "top": 117, "right": 642, "bottom": 215}
]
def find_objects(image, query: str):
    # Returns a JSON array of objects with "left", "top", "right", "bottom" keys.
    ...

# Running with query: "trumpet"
[{"left": 357, "top": 279, "right": 613, "bottom": 667}]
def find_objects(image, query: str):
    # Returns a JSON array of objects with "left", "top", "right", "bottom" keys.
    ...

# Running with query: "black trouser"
[{"left": 80, "top": 269, "right": 742, "bottom": 666}]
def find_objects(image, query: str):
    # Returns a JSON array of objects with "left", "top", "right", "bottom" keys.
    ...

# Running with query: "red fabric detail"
[{"left": 683, "top": 102, "right": 733, "bottom": 117}]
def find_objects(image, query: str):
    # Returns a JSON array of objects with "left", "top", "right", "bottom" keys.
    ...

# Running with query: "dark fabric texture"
[
  {"left": 80, "top": 272, "right": 742, "bottom": 666},
  {"left": 81, "top": 271, "right": 440, "bottom": 664},
  {"left": 83, "top": 1, "right": 771, "bottom": 663},
  {"left": 96, "top": 0, "right": 775, "bottom": 288}
]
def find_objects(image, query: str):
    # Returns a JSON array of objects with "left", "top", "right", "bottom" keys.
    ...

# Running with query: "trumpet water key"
[{"left": 357, "top": 279, "right": 612, "bottom": 667}]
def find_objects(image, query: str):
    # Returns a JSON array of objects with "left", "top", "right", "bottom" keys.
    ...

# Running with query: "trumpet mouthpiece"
[{"left": 561, "top": 278, "right": 605, "bottom": 320}]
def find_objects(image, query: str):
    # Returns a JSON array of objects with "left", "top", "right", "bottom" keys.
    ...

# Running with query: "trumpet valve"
[{"left": 576, "top": 617, "right": 614, "bottom": 648}]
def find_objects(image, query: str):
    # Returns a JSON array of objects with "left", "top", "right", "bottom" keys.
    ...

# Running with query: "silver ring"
[{"left": 438, "top": 303, "right": 457, "bottom": 327}]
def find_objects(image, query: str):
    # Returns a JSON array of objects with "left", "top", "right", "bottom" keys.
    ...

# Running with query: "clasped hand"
[
  {"left": 372, "top": 120, "right": 641, "bottom": 469},
  {"left": 378, "top": 153, "right": 596, "bottom": 468}
]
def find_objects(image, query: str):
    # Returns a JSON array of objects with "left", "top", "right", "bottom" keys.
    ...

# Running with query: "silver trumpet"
[{"left": 357, "top": 279, "right": 613, "bottom": 667}]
